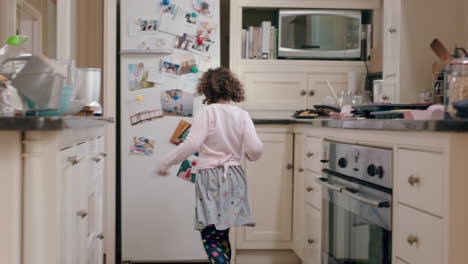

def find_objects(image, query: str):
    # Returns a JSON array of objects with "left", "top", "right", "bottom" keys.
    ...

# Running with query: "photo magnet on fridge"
[
  {"left": 130, "top": 136, "right": 156, "bottom": 156},
  {"left": 176, "top": 153, "right": 199, "bottom": 183},
  {"left": 170, "top": 120, "right": 191, "bottom": 145}
]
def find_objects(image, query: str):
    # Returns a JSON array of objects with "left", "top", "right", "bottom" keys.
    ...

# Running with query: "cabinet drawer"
[
  {"left": 395, "top": 204, "right": 443, "bottom": 264},
  {"left": 302, "top": 204, "right": 321, "bottom": 264},
  {"left": 304, "top": 137, "right": 322, "bottom": 173},
  {"left": 396, "top": 149, "right": 444, "bottom": 216},
  {"left": 303, "top": 171, "right": 321, "bottom": 210}
]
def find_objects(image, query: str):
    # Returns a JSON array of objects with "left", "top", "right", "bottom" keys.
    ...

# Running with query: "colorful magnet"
[
  {"left": 197, "top": 37, "right": 204, "bottom": 45},
  {"left": 191, "top": 160, "right": 197, "bottom": 166},
  {"left": 173, "top": 95, "right": 180, "bottom": 100},
  {"left": 191, "top": 66, "right": 199, "bottom": 73},
  {"left": 136, "top": 95, "right": 143, "bottom": 101},
  {"left": 191, "top": 12, "right": 198, "bottom": 18},
  {"left": 162, "top": 0, "right": 170, "bottom": 5}
]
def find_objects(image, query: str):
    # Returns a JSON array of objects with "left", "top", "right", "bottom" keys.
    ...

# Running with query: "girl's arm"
[
  {"left": 159, "top": 108, "right": 210, "bottom": 173},
  {"left": 243, "top": 112, "right": 263, "bottom": 161}
]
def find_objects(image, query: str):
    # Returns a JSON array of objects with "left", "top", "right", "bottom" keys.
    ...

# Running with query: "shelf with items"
[{"left": 241, "top": 8, "right": 279, "bottom": 60}]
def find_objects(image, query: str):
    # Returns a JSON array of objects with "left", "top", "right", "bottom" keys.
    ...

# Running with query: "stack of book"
[{"left": 241, "top": 21, "right": 278, "bottom": 60}]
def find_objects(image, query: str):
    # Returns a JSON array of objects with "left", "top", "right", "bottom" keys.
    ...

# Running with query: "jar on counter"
[{"left": 445, "top": 57, "right": 468, "bottom": 119}]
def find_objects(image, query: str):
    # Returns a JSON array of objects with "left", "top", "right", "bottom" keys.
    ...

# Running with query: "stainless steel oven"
[{"left": 316, "top": 141, "right": 393, "bottom": 264}]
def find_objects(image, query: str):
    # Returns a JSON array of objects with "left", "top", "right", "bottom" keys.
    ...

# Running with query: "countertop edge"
[
  {"left": 0, "top": 117, "right": 115, "bottom": 131},
  {"left": 252, "top": 119, "right": 468, "bottom": 132}
]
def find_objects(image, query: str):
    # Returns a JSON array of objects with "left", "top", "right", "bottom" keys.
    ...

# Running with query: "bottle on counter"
[{"left": 445, "top": 56, "right": 468, "bottom": 119}]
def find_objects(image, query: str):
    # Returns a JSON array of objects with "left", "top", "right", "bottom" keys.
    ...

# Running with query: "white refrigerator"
[{"left": 119, "top": 0, "right": 220, "bottom": 262}]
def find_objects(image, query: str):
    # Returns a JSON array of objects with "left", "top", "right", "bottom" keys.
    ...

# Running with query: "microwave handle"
[
  {"left": 342, "top": 188, "right": 390, "bottom": 208},
  {"left": 315, "top": 178, "right": 342, "bottom": 192}
]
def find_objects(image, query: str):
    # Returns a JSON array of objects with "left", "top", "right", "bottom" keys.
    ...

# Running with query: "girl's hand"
[{"left": 157, "top": 167, "right": 169, "bottom": 176}]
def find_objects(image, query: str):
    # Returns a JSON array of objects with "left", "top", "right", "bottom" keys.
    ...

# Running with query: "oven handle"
[
  {"left": 342, "top": 188, "right": 391, "bottom": 208},
  {"left": 315, "top": 177, "right": 390, "bottom": 208},
  {"left": 314, "top": 177, "right": 343, "bottom": 192}
]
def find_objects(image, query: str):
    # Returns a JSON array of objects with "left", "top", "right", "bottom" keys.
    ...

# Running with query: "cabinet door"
[
  {"left": 293, "top": 134, "right": 305, "bottom": 259},
  {"left": 59, "top": 146, "right": 78, "bottom": 264},
  {"left": 383, "top": 0, "right": 401, "bottom": 79},
  {"left": 74, "top": 142, "right": 90, "bottom": 264},
  {"left": 307, "top": 74, "right": 348, "bottom": 107},
  {"left": 237, "top": 132, "right": 294, "bottom": 249},
  {"left": 243, "top": 72, "right": 308, "bottom": 111},
  {"left": 302, "top": 204, "right": 321, "bottom": 264}
]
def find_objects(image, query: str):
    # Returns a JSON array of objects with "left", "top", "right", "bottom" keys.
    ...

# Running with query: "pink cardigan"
[{"left": 159, "top": 104, "right": 263, "bottom": 176}]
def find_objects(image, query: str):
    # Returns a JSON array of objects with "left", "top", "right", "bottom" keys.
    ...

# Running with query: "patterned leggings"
[{"left": 200, "top": 225, "right": 231, "bottom": 264}]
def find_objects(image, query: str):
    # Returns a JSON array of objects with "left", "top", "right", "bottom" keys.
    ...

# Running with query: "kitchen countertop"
[
  {"left": 252, "top": 118, "right": 468, "bottom": 132},
  {"left": 0, "top": 116, "right": 114, "bottom": 130}
]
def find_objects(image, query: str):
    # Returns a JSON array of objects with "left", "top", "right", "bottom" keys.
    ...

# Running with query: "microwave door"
[{"left": 279, "top": 9, "right": 362, "bottom": 59}]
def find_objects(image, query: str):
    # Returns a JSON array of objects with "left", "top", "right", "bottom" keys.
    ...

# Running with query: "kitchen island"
[
  {"left": 242, "top": 118, "right": 468, "bottom": 264},
  {"left": 0, "top": 116, "right": 113, "bottom": 264}
]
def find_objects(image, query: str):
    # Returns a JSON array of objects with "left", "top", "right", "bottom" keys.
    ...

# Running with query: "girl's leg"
[{"left": 200, "top": 225, "right": 231, "bottom": 264}]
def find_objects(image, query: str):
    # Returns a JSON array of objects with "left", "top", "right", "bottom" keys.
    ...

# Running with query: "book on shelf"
[{"left": 241, "top": 21, "right": 277, "bottom": 60}]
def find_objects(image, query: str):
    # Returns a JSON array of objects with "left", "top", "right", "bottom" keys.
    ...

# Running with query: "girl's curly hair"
[{"left": 197, "top": 67, "right": 245, "bottom": 104}]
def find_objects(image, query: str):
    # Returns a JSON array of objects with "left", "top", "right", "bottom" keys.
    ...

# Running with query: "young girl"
[{"left": 158, "top": 67, "right": 263, "bottom": 264}]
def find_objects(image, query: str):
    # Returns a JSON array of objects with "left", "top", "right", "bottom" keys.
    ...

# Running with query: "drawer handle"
[
  {"left": 92, "top": 156, "right": 102, "bottom": 163},
  {"left": 97, "top": 233, "right": 105, "bottom": 240},
  {"left": 307, "top": 239, "right": 315, "bottom": 245},
  {"left": 407, "top": 234, "right": 419, "bottom": 246},
  {"left": 76, "top": 210, "right": 88, "bottom": 219},
  {"left": 306, "top": 186, "right": 314, "bottom": 192},
  {"left": 388, "top": 27, "right": 397, "bottom": 34},
  {"left": 287, "top": 164, "right": 293, "bottom": 170},
  {"left": 309, "top": 90, "right": 316, "bottom": 96},
  {"left": 408, "top": 175, "right": 420, "bottom": 186},
  {"left": 300, "top": 90, "right": 307, "bottom": 96},
  {"left": 67, "top": 156, "right": 80, "bottom": 165},
  {"left": 306, "top": 152, "right": 314, "bottom": 158},
  {"left": 100, "top": 152, "right": 108, "bottom": 157},
  {"left": 298, "top": 168, "right": 304, "bottom": 172}
]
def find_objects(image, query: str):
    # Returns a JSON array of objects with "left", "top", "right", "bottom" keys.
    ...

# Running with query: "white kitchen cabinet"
[
  {"left": 303, "top": 136, "right": 323, "bottom": 174},
  {"left": 243, "top": 72, "right": 308, "bottom": 111},
  {"left": 383, "top": 0, "right": 400, "bottom": 80},
  {"left": 302, "top": 204, "right": 321, "bottom": 264},
  {"left": 307, "top": 74, "right": 348, "bottom": 107},
  {"left": 303, "top": 171, "right": 322, "bottom": 210},
  {"left": 293, "top": 133, "right": 305, "bottom": 259},
  {"left": 22, "top": 127, "right": 107, "bottom": 264},
  {"left": 395, "top": 204, "right": 443, "bottom": 264},
  {"left": 237, "top": 132, "right": 293, "bottom": 249}
]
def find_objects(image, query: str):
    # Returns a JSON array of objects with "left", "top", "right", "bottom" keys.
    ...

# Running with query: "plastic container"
[{"left": 444, "top": 56, "right": 468, "bottom": 119}]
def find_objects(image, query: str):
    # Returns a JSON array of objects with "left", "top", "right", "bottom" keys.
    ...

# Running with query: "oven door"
[{"left": 316, "top": 174, "right": 392, "bottom": 264}]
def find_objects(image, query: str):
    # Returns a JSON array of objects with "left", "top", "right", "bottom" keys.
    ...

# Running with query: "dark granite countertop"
[
  {"left": 0, "top": 116, "right": 114, "bottom": 130},
  {"left": 252, "top": 118, "right": 468, "bottom": 132}
]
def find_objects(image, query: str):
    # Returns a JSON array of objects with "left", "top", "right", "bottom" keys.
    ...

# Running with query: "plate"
[{"left": 292, "top": 115, "right": 320, "bottom": 119}]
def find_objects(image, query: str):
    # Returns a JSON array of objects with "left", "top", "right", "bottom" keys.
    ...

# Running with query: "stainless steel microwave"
[{"left": 278, "top": 9, "right": 362, "bottom": 59}]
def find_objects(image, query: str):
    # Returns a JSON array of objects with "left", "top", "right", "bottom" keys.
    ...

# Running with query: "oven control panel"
[{"left": 322, "top": 141, "right": 393, "bottom": 189}]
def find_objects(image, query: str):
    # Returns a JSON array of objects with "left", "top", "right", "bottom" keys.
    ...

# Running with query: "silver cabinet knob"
[
  {"left": 298, "top": 168, "right": 304, "bottom": 172},
  {"left": 408, "top": 175, "right": 420, "bottom": 186},
  {"left": 76, "top": 210, "right": 88, "bottom": 218},
  {"left": 300, "top": 90, "right": 307, "bottom": 96},
  {"left": 407, "top": 234, "right": 419, "bottom": 246},
  {"left": 306, "top": 152, "right": 314, "bottom": 158},
  {"left": 67, "top": 156, "right": 80, "bottom": 165},
  {"left": 100, "top": 152, "right": 108, "bottom": 157},
  {"left": 97, "top": 233, "right": 105, "bottom": 240},
  {"left": 307, "top": 239, "right": 315, "bottom": 245},
  {"left": 309, "top": 90, "right": 316, "bottom": 96},
  {"left": 389, "top": 27, "right": 397, "bottom": 34},
  {"left": 306, "top": 186, "right": 314, "bottom": 192},
  {"left": 287, "top": 164, "right": 293, "bottom": 170}
]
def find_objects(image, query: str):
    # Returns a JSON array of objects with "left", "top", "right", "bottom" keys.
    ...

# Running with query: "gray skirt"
[{"left": 194, "top": 166, "right": 256, "bottom": 230}]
